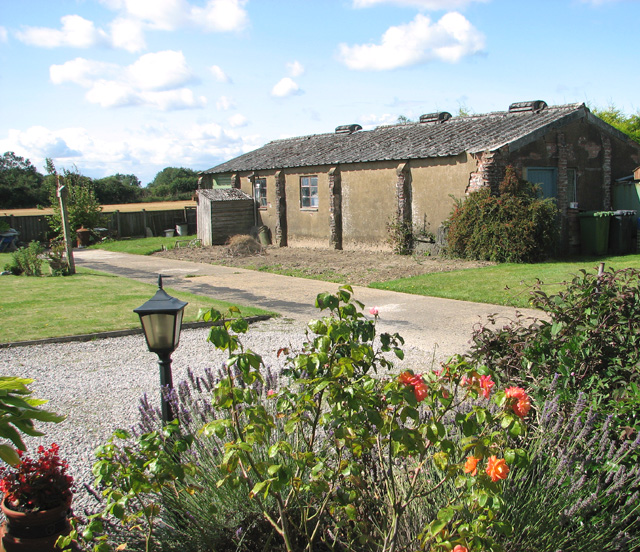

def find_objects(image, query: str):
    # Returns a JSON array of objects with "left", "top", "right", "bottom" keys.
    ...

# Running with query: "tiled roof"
[
  {"left": 204, "top": 103, "right": 588, "bottom": 175},
  {"left": 197, "top": 187, "right": 252, "bottom": 201}
]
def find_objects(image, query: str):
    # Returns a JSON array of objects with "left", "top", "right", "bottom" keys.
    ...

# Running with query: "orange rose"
[
  {"left": 486, "top": 455, "right": 509, "bottom": 482},
  {"left": 413, "top": 382, "right": 428, "bottom": 402},
  {"left": 452, "top": 546, "right": 468, "bottom": 552},
  {"left": 505, "top": 386, "right": 531, "bottom": 418},
  {"left": 464, "top": 455, "right": 479, "bottom": 476}
]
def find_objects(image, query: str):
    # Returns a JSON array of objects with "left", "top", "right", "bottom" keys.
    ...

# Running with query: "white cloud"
[
  {"left": 359, "top": 113, "right": 400, "bottom": 127},
  {"left": 0, "top": 27, "right": 8, "bottom": 43},
  {"left": 109, "top": 18, "right": 146, "bottom": 52},
  {"left": 50, "top": 58, "right": 119, "bottom": 87},
  {"left": 227, "top": 114, "right": 248, "bottom": 127},
  {"left": 216, "top": 95, "right": 235, "bottom": 110},
  {"left": 338, "top": 12, "right": 485, "bottom": 70},
  {"left": 271, "top": 77, "right": 302, "bottom": 98},
  {"left": 17, "top": 15, "right": 110, "bottom": 48},
  {"left": 50, "top": 51, "right": 204, "bottom": 111},
  {"left": 210, "top": 65, "right": 231, "bottom": 83},
  {"left": 192, "top": 0, "right": 249, "bottom": 32},
  {"left": 353, "top": 0, "right": 487, "bottom": 8},
  {"left": 127, "top": 51, "right": 197, "bottom": 91},
  {"left": 287, "top": 61, "right": 305, "bottom": 77},
  {"left": 114, "top": 0, "right": 190, "bottom": 31}
]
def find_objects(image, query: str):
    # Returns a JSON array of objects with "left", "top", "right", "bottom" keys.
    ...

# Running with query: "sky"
[{"left": 1, "top": 0, "right": 639, "bottom": 187}]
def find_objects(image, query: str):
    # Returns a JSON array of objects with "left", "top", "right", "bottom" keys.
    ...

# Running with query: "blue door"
[{"left": 526, "top": 168, "right": 557, "bottom": 198}]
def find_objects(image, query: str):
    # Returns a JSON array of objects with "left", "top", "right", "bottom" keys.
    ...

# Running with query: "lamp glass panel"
[
  {"left": 173, "top": 310, "right": 184, "bottom": 348},
  {"left": 140, "top": 313, "right": 177, "bottom": 352}
]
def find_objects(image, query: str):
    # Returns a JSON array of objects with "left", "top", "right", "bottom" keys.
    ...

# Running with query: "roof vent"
[
  {"left": 335, "top": 124, "right": 362, "bottom": 135},
  {"left": 508, "top": 101, "right": 548, "bottom": 114},
  {"left": 419, "top": 112, "right": 452, "bottom": 124}
]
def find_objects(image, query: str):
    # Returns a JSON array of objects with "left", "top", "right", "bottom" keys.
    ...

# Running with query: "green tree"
[
  {"left": 146, "top": 167, "right": 199, "bottom": 200},
  {"left": 0, "top": 152, "right": 47, "bottom": 209},
  {"left": 93, "top": 173, "right": 143, "bottom": 204},
  {"left": 592, "top": 105, "right": 640, "bottom": 144},
  {"left": 46, "top": 159, "right": 104, "bottom": 236}
]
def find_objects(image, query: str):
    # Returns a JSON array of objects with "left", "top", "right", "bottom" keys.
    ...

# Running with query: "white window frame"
[
  {"left": 254, "top": 177, "right": 267, "bottom": 209},
  {"left": 300, "top": 175, "right": 318, "bottom": 209}
]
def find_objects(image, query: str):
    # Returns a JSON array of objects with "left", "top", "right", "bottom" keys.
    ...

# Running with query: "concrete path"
[{"left": 74, "top": 248, "right": 542, "bottom": 364}]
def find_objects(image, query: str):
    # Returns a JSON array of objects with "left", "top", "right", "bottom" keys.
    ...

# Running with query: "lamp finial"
[{"left": 158, "top": 274, "right": 163, "bottom": 289}]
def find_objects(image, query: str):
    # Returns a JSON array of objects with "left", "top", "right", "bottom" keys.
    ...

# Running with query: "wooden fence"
[{"left": 0, "top": 207, "right": 197, "bottom": 244}]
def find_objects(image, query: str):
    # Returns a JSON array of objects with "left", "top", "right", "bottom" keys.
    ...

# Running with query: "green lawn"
[
  {"left": 0, "top": 264, "right": 272, "bottom": 343},
  {"left": 371, "top": 254, "right": 640, "bottom": 308},
  {"left": 91, "top": 234, "right": 197, "bottom": 255}
]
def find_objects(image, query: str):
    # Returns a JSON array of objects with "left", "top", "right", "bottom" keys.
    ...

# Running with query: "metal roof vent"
[
  {"left": 508, "top": 101, "right": 548, "bottom": 114},
  {"left": 335, "top": 124, "right": 362, "bottom": 135},
  {"left": 419, "top": 112, "right": 452, "bottom": 124}
]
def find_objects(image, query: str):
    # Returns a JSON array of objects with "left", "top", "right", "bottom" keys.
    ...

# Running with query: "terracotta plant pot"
[{"left": 0, "top": 495, "right": 72, "bottom": 552}]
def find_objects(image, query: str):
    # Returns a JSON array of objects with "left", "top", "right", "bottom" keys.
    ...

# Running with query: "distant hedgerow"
[{"left": 445, "top": 166, "right": 559, "bottom": 263}]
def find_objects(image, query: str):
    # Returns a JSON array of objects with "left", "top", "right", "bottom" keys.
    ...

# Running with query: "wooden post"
[{"left": 56, "top": 176, "right": 76, "bottom": 275}]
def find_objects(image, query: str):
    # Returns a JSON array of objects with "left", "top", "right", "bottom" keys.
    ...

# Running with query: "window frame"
[
  {"left": 254, "top": 177, "right": 267, "bottom": 209},
  {"left": 300, "top": 175, "right": 319, "bottom": 210}
]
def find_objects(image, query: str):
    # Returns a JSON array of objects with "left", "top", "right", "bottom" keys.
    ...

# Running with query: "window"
[
  {"left": 300, "top": 175, "right": 318, "bottom": 208},
  {"left": 525, "top": 167, "right": 557, "bottom": 199},
  {"left": 254, "top": 177, "right": 267, "bottom": 208}
]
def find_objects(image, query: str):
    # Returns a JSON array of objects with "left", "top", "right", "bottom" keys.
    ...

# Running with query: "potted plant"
[{"left": 0, "top": 443, "right": 75, "bottom": 551}]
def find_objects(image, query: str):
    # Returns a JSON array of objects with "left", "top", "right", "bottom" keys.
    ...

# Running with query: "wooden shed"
[{"left": 196, "top": 188, "right": 255, "bottom": 245}]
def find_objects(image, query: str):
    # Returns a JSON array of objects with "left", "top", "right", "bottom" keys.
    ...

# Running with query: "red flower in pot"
[{"left": 0, "top": 443, "right": 75, "bottom": 551}]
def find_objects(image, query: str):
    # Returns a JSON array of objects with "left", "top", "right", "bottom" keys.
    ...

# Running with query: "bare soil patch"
[{"left": 153, "top": 241, "right": 493, "bottom": 286}]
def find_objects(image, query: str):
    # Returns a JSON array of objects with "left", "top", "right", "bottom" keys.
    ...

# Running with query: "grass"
[
  {"left": 0, "top": 265, "right": 272, "bottom": 343},
  {"left": 91, "top": 234, "right": 198, "bottom": 255},
  {"left": 371, "top": 254, "right": 640, "bottom": 308}
]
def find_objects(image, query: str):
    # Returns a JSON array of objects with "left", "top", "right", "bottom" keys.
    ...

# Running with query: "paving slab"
[{"left": 74, "top": 248, "right": 543, "bottom": 364}]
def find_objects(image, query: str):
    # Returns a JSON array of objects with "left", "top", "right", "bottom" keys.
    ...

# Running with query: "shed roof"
[
  {"left": 203, "top": 103, "right": 608, "bottom": 175},
  {"left": 197, "top": 188, "right": 252, "bottom": 201}
]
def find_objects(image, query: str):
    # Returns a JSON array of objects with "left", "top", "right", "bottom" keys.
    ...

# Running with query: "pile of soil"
[{"left": 154, "top": 242, "right": 492, "bottom": 286}]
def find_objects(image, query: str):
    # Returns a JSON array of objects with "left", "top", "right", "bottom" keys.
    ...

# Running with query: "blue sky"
[{"left": 1, "top": 0, "right": 639, "bottom": 186}]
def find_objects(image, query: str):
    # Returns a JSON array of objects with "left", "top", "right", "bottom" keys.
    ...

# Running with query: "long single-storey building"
[{"left": 199, "top": 101, "right": 640, "bottom": 253}]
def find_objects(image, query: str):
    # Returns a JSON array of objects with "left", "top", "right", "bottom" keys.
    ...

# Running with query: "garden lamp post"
[{"left": 134, "top": 275, "right": 188, "bottom": 424}]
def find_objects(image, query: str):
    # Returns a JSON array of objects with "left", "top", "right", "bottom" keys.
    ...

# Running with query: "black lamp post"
[{"left": 134, "top": 275, "right": 188, "bottom": 424}]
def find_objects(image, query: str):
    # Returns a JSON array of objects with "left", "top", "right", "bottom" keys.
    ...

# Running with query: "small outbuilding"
[{"left": 196, "top": 187, "right": 255, "bottom": 246}]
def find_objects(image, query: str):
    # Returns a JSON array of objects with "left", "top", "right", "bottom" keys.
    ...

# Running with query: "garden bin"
[
  {"left": 578, "top": 211, "right": 614, "bottom": 256},
  {"left": 608, "top": 210, "right": 637, "bottom": 255}
]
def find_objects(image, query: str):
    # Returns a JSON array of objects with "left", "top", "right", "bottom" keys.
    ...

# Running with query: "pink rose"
[{"left": 369, "top": 306, "right": 379, "bottom": 316}]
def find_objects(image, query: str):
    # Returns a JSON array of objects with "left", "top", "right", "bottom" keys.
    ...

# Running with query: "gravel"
[{"left": 0, "top": 316, "right": 436, "bottom": 518}]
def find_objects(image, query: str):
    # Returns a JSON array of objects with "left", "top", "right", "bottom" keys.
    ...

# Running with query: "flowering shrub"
[
  {"left": 0, "top": 443, "right": 74, "bottom": 512},
  {"left": 197, "top": 287, "right": 528, "bottom": 552}
]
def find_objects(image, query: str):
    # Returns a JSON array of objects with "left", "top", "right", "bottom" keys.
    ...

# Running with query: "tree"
[
  {"left": 0, "top": 152, "right": 47, "bottom": 209},
  {"left": 46, "top": 159, "right": 104, "bottom": 236},
  {"left": 592, "top": 105, "right": 640, "bottom": 144},
  {"left": 146, "top": 167, "right": 199, "bottom": 200},
  {"left": 93, "top": 173, "right": 143, "bottom": 204}
]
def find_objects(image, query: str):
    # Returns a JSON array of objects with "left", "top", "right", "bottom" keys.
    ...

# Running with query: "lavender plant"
[{"left": 497, "top": 389, "right": 640, "bottom": 552}]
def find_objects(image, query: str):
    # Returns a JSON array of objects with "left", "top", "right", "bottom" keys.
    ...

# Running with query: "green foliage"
[
  {"left": 445, "top": 166, "right": 559, "bottom": 263},
  {"left": 0, "top": 377, "right": 65, "bottom": 466},
  {"left": 467, "top": 266, "right": 640, "bottom": 434},
  {"left": 46, "top": 160, "right": 105, "bottom": 237},
  {"left": 4, "top": 241, "right": 44, "bottom": 276},
  {"left": 592, "top": 105, "right": 640, "bottom": 144},
  {"left": 93, "top": 173, "right": 143, "bottom": 205},
  {"left": 146, "top": 167, "right": 199, "bottom": 201},
  {"left": 386, "top": 218, "right": 414, "bottom": 255},
  {"left": 0, "top": 151, "right": 47, "bottom": 209}
]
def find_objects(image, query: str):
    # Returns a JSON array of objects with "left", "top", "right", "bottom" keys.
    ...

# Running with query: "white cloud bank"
[
  {"left": 210, "top": 65, "right": 231, "bottom": 83},
  {"left": 17, "top": 0, "right": 248, "bottom": 53},
  {"left": 50, "top": 50, "right": 205, "bottom": 110},
  {"left": 0, "top": 27, "right": 8, "bottom": 43},
  {"left": 0, "top": 121, "right": 255, "bottom": 183},
  {"left": 338, "top": 12, "right": 485, "bottom": 70}
]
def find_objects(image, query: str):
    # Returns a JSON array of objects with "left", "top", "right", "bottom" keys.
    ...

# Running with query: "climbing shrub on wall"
[{"left": 445, "top": 167, "right": 559, "bottom": 263}]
